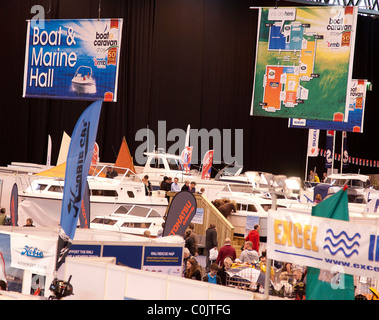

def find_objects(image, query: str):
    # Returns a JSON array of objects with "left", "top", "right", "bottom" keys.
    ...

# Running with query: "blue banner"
[
  {"left": 325, "top": 131, "right": 334, "bottom": 168},
  {"left": 56, "top": 99, "right": 102, "bottom": 270},
  {"left": 23, "top": 19, "right": 123, "bottom": 101}
]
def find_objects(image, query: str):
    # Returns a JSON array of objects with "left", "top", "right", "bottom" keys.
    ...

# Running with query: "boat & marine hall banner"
[
  {"left": 251, "top": 6, "right": 357, "bottom": 122},
  {"left": 23, "top": 19, "right": 123, "bottom": 102},
  {"left": 267, "top": 210, "right": 379, "bottom": 280}
]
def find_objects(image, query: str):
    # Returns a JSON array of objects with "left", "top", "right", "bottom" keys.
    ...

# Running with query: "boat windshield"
[
  {"left": 168, "top": 158, "right": 183, "bottom": 171},
  {"left": 127, "top": 206, "right": 151, "bottom": 217},
  {"left": 325, "top": 178, "right": 366, "bottom": 188}
]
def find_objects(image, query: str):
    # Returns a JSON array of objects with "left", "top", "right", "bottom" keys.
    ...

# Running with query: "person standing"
[
  {"left": 245, "top": 224, "right": 260, "bottom": 253},
  {"left": 205, "top": 223, "right": 218, "bottom": 272},
  {"left": 216, "top": 238, "right": 236, "bottom": 267}
]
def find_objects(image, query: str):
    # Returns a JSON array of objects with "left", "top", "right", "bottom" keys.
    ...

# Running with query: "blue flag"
[{"left": 56, "top": 99, "right": 102, "bottom": 270}]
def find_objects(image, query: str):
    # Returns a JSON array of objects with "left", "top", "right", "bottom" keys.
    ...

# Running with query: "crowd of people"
[
  {"left": 181, "top": 222, "right": 308, "bottom": 299},
  {"left": 142, "top": 175, "right": 205, "bottom": 196}
]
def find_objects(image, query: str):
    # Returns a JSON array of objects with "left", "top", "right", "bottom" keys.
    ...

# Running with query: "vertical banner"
[
  {"left": 201, "top": 150, "right": 214, "bottom": 179},
  {"left": 56, "top": 99, "right": 102, "bottom": 270},
  {"left": 163, "top": 191, "right": 197, "bottom": 237},
  {"left": 251, "top": 6, "right": 357, "bottom": 121},
  {"left": 342, "top": 131, "right": 349, "bottom": 169},
  {"left": 307, "top": 129, "right": 319, "bottom": 157},
  {"left": 23, "top": 19, "right": 123, "bottom": 101},
  {"left": 325, "top": 131, "right": 334, "bottom": 168},
  {"left": 181, "top": 146, "right": 193, "bottom": 174},
  {"left": 10, "top": 183, "right": 18, "bottom": 227}
]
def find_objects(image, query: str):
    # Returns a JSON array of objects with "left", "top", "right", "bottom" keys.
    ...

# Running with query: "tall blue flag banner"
[
  {"left": 56, "top": 99, "right": 102, "bottom": 270},
  {"left": 23, "top": 19, "right": 123, "bottom": 102},
  {"left": 325, "top": 130, "right": 334, "bottom": 169}
]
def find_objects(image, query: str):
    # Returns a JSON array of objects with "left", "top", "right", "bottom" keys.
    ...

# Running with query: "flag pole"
[
  {"left": 331, "top": 131, "right": 336, "bottom": 173},
  {"left": 340, "top": 131, "right": 344, "bottom": 173}
]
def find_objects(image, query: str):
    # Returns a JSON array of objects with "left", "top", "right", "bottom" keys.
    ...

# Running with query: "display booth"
[
  {"left": 62, "top": 257, "right": 254, "bottom": 300},
  {"left": 0, "top": 226, "right": 184, "bottom": 299}
]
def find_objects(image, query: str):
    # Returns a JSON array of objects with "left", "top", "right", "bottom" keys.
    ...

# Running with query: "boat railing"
[{"left": 89, "top": 164, "right": 142, "bottom": 184}]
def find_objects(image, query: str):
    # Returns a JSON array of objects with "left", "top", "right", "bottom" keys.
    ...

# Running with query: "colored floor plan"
[{"left": 262, "top": 21, "right": 318, "bottom": 112}]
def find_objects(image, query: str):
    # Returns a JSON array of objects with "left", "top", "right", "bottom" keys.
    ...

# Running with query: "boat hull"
[{"left": 18, "top": 195, "right": 167, "bottom": 228}]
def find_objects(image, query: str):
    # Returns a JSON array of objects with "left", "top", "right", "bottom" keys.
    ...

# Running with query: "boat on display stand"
[
  {"left": 17, "top": 165, "right": 168, "bottom": 228},
  {"left": 90, "top": 204, "right": 165, "bottom": 238}
]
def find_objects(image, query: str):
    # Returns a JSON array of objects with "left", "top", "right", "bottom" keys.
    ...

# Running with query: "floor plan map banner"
[
  {"left": 23, "top": 19, "right": 123, "bottom": 102},
  {"left": 251, "top": 7, "right": 357, "bottom": 122}
]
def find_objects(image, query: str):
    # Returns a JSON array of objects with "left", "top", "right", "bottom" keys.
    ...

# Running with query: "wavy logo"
[{"left": 323, "top": 229, "right": 361, "bottom": 258}]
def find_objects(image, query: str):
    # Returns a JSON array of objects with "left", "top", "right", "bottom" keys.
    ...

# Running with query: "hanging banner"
[
  {"left": 201, "top": 150, "right": 214, "bottom": 179},
  {"left": 267, "top": 209, "right": 379, "bottom": 280},
  {"left": 163, "top": 191, "right": 197, "bottom": 237},
  {"left": 288, "top": 79, "right": 367, "bottom": 132},
  {"left": 251, "top": 6, "right": 357, "bottom": 122},
  {"left": 23, "top": 19, "right": 123, "bottom": 102},
  {"left": 307, "top": 129, "right": 319, "bottom": 157},
  {"left": 56, "top": 99, "right": 102, "bottom": 270},
  {"left": 11, "top": 233, "right": 57, "bottom": 275},
  {"left": 325, "top": 130, "right": 334, "bottom": 168}
]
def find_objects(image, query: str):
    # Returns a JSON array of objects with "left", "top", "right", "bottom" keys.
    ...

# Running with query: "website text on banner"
[
  {"left": 23, "top": 19, "right": 123, "bottom": 101},
  {"left": 267, "top": 210, "right": 379, "bottom": 280}
]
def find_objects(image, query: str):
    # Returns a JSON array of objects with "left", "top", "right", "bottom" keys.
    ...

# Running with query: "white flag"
[{"left": 307, "top": 129, "right": 319, "bottom": 157}]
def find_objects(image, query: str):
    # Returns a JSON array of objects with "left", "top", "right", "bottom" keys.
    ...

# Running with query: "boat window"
[
  {"left": 237, "top": 203, "right": 247, "bottom": 211},
  {"left": 247, "top": 205, "right": 258, "bottom": 212},
  {"left": 127, "top": 191, "right": 135, "bottom": 198},
  {"left": 148, "top": 210, "right": 161, "bottom": 218},
  {"left": 149, "top": 157, "right": 165, "bottom": 169},
  {"left": 121, "top": 222, "right": 151, "bottom": 228},
  {"left": 168, "top": 158, "right": 183, "bottom": 171},
  {"left": 128, "top": 206, "right": 151, "bottom": 217},
  {"left": 91, "top": 218, "right": 117, "bottom": 225},
  {"left": 114, "top": 206, "right": 133, "bottom": 214},
  {"left": 262, "top": 204, "right": 272, "bottom": 212},
  {"left": 36, "top": 184, "right": 48, "bottom": 191},
  {"left": 91, "top": 189, "right": 118, "bottom": 197},
  {"left": 48, "top": 185, "right": 63, "bottom": 193}
]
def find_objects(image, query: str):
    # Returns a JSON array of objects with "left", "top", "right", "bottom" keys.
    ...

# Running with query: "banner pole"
[
  {"left": 331, "top": 131, "right": 336, "bottom": 173},
  {"left": 340, "top": 131, "right": 344, "bottom": 173}
]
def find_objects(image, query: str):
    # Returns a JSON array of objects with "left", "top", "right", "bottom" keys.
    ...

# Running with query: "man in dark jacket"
[{"left": 205, "top": 223, "right": 218, "bottom": 272}]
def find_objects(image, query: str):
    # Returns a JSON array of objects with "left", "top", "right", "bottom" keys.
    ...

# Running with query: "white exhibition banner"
[
  {"left": 307, "top": 129, "right": 319, "bottom": 157},
  {"left": 10, "top": 233, "right": 57, "bottom": 275},
  {"left": 267, "top": 210, "right": 379, "bottom": 280}
]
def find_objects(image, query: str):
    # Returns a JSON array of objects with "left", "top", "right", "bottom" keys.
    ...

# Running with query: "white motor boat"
[
  {"left": 136, "top": 150, "right": 277, "bottom": 201},
  {"left": 214, "top": 184, "right": 311, "bottom": 239},
  {"left": 17, "top": 166, "right": 168, "bottom": 228},
  {"left": 90, "top": 204, "right": 165, "bottom": 237},
  {"left": 71, "top": 66, "right": 96, "bottom": 94}
]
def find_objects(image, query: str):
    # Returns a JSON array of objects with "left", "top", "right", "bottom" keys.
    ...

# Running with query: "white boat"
[
  {"left": 135, "top": 150, "right": 298, "bottom": 201},
  {"left": 90, "top": 205, "right": 165, "bottom": 237},
  {"left": 71, "top": 66, "right": 96, "bottom": 94},
  {"left": 213, "top": 185, "right": 312, "bottom": 239},
  {"left": 301, "top": 173, "right": 379, "bottom": 213},
  {"left": 17, "top": 166, "right": 168, "bottom": 228}
]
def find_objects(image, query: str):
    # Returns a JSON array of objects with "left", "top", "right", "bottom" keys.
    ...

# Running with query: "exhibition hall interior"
[{"left": 0, "top": 0, "right": 378, "bottom": 305}]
